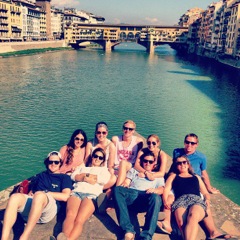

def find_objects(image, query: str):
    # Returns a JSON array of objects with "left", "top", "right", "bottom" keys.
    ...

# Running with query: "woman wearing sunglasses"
[
  {"left": 1, "top": 151, "right": 72, "bottom": 240},
  {"left": 58, "top": 148, "right": 111, "bottom": 240},
  {"left": 85, "top": 122, "right": 116, "bottom": 189},
  {"left": 85, "top": 122, "right": 115, "bottom": 173},
  {"left": 134, "top": 134, "right": 168, "bottom": 180},
  {"left": 59, "top": 129, "right": 87, "bottom": 174},
  {"left": 163, "top": 156, "right": 210, "bottom": 240}
]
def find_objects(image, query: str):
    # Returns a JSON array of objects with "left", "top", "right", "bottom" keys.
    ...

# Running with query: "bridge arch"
[
  {"left": 120, "top": 32, "right": 127, "bottom": 40},
  {"left": 127, "top": 32, "right": 134, "bottom": 40}
]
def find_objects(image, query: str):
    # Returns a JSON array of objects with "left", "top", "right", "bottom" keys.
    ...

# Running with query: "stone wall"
[{"left": 0, "top": 40, "right": 67, "bottom": 54}]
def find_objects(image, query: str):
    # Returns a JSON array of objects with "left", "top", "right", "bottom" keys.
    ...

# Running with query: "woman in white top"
[
  {"left": 60, "top": 148, "right": 111, "bottom": 240},
  {"left": 85, "top": 121, "right": 116, "bottom": 188}
]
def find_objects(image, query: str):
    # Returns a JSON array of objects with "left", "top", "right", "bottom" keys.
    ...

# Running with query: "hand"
[
  {"left": 208, "top": 186, "right": 220, "bottom": 194},
  {"left": 163, "top": 200, "right": 172, "bottom": 210},
  {"left": 138, "top": 172, "right": 145, "bottom": 178},
  {"left": 145, "top": 171, "right": 155, "bottom": 181},
  {"left": 205, "top": 199, "right": 211, "bottom": 207},
  {"left": 121, "top": 179, "right": 131, "bottom": 188},
  {"left": 146, "top": 188, "right": 157, "bottom": 194},
  {"left": 28, "top": 190, "right": 34, "bottom": 196},
  {"left": 84, "top": 174, "right": 97, "bottom": 185}
]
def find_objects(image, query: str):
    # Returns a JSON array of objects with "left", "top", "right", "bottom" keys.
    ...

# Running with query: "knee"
[
  {"left": 74, "top": 217, "right": 85, "bottom": 226},
  {"left": 32, "top": 191, "right": 48, "bottom": 202},
  {"left": 187, "top": 211, "right": 201, "bottom": 223}
]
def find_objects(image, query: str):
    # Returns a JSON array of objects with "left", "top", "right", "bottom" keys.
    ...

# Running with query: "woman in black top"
[{"left": 163, "top": 156, "right": 210, "bottom": 240}]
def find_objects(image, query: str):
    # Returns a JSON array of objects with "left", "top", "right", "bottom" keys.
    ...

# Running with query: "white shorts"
[{"left": 18, "top": 192, "right": 57, "bottom": 223}]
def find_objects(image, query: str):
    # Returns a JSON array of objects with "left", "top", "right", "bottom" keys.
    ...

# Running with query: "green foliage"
[{"left": 0, "top": 47, "right": 71, "bottom": 57}]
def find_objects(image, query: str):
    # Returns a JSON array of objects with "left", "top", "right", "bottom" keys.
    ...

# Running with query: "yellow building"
[{"left": 0, "top": 0, "right": 22, "bottom": 42}]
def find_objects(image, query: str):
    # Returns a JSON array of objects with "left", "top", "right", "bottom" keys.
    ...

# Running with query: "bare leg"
[
  {"left": 116, "top": 161, "right": 132, "bottom": 186},
  {"left": 174, "top": 207, "right": 188, "bottom": 239},
  {"left": 203, "top": 207, "right": 221, "bottom": 238},
  {"left": 1, "top": 193, "right": 27, "bottom": 240},
  {"left": 68, "top": 198, "right": 95, "bottom": 240},
  {"left": 159, "top": 194, "right": 174, "bottom": 233},
  {"left": 185, "top": 205, "right": 205, "bottom": 240},
  {"left": 103, "top": 174, "right": 117, "bottom": 189},
  {"left": 62, "top": 196, "right": 81, "bottom": 237},
  {"left": 20, "top": 191, "right": 48, "bottom": 240}
]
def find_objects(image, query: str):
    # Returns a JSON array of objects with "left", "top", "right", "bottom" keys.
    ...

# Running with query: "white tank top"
[{"left": 114, "top": 135, "right": 139, "bottom": 168}]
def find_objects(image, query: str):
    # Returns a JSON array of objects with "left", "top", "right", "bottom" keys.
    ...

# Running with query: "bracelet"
[{"left": 86, "top": 173, "right": 89, "bottom": 177}]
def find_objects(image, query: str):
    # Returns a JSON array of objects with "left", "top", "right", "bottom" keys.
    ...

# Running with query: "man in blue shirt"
[
  {"left": 173, "top": 133, "right": 219, "bottom": 193},
  {"left": 114, "top": 151, "right": 164, "bottom": 240}
]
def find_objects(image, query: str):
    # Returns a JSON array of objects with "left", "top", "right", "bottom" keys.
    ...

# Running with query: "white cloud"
[
  {"left": 145, "top": 17, "right": 163, "bottom": 25},
  {"left": 113, "top": 18, "right": 121, "bottom": 24},
  {"left": 51, "top": 0, "right": 80, "bottom": 8}
]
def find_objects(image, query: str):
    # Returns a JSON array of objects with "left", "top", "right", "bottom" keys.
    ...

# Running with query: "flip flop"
[
  {"left": 207, "top": 234, "right": 237, "bottom": 239},
  {"left": 155, "top": 221, "right": 171, "bottom": 235}
]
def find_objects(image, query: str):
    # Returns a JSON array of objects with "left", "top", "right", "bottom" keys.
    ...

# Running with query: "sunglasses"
[
  {"left": 176, "top": 161, "right": 188, "bottom": 166},
  {"left": 48, "top": 160, "right": 61, "bottom": 165},
  {"left": 96, "top": 131, "right": 107, "bottom": 135},
  {"left": 184, "top": 140, "right": 197, "bottom": 145},
  {"left": 74, "top": 137, "right": 84, "bottom": 141},
  {"left": 92, "top": 154, "right": 104, "bottom": 160},
  {"left": 143, "top": 159, "right": 155, "bottom": 164},
  {"left": 123, "top": 126, "right": 134, "bottom": 131},
  {"left": 147, "top": 141, "right": 157, "bottom": 146}
]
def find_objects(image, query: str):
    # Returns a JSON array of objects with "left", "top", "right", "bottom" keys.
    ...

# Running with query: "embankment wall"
[{"left": 0, "top": 40, "right": 67, "bottom": 54}]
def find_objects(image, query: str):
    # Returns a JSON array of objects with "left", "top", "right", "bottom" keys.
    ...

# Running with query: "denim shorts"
[
  {"left": 71, "top": 191, "right": 97, "bottom": 200},
  {"left": 18, "top": 193, "right": 57, "bottom": 223}
]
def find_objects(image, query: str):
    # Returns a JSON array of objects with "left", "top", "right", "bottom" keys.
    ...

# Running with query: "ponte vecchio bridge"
[{"left": 66, "top": 23, "right": 189, "bottom": 53}]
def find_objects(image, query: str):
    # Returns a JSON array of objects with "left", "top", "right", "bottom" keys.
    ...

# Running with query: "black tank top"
[{"left": 172, "top": 174, "right": 200, "bottom": 199}]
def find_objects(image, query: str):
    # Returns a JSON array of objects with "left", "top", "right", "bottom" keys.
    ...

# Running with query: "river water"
[{"left": 0, "top": 43, "right": 239, "bottom": 205}]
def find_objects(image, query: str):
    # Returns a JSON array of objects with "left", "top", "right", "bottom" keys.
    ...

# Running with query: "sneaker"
[
  {"left": 49, "top": 236, "right": 56, "bottom": 240},
  {"left": 56, "top": 232, "right": 68, "bottom": 240},
  {"left": 97, "top": 192, "right": 108, "bottom": 214}
]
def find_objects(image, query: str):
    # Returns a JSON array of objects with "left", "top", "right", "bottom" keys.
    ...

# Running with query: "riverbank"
[
  {"left": 0, "top": 47, "right": 72, "bottom": 58},
  {"left": 0, "top": 40, "right": 68, "bottom": 55}
]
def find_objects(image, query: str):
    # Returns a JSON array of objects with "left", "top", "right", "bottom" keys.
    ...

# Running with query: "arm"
[
  {"left": 136, "top": 137, "right": 144, "bottom": 153},
  {"left": 107, "top": 142, "right": 116, "bottom": 174},
  {"left": 162, "top": 174, "right": 176, "bottom": 209},
  {"left": 152, "top": 150, "right": 168, "bottom": 178},
  {"left": 111, "top": 135, "right": 118, "bottom": 146},
  {"left": 201, "top": 170, "right": 220, "bottom": 194},
  {"left": 197, "top": 175, "right": 211, "bottom": 207},
  {"left": 84, "top": 141, "right": 92, "bottom": 164},
  {"left": 48, "top": 188, "right": 71, "bottom": 202}
]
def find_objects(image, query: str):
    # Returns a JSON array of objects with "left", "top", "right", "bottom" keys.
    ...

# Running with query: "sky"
[{"left": 51, "top": 0, "right": 216, "bottom": 25}]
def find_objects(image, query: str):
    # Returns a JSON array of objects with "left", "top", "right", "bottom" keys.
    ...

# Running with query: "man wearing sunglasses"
[
  {"left": 114, "top": 151, "right": 164, "bottom": 240},
  {"left": 1, "top": 151, "right": 72, "bottom": 240},
  {"left": 112, "top": 120, "right": 143, "bottom": 185}
]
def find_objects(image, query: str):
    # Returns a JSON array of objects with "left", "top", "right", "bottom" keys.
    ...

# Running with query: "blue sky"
[{"left": 51, "top": 0, "right": 214, "bottom": 25}]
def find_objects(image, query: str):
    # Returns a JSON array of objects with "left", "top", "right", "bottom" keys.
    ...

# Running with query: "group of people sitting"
[{"left": 1, "top": 120, "right": 233, "bottom": 240}]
